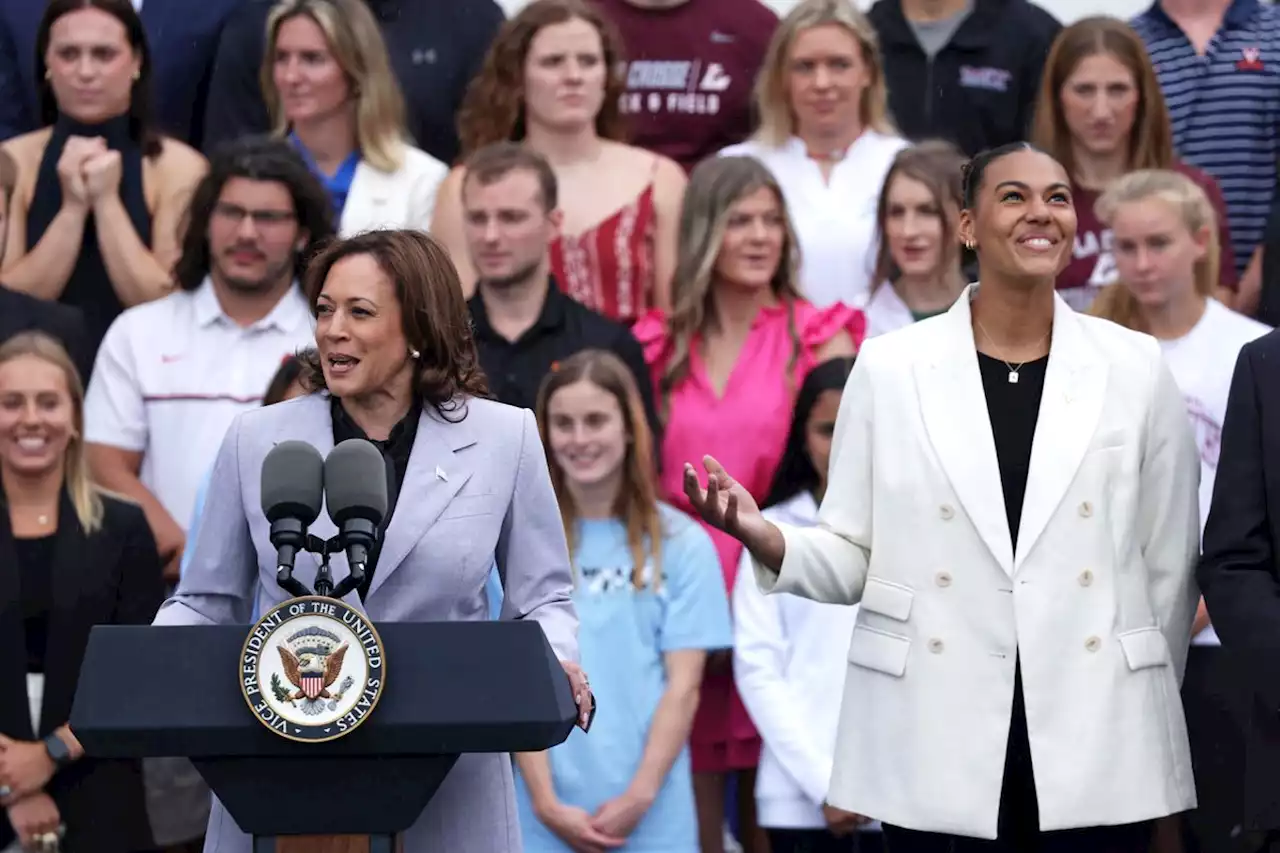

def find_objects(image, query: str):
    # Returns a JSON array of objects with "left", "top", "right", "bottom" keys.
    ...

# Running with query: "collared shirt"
[
  {"left": 329, "top": 395, "right": 421, "bottom": 601},
  {"left": 84, "top": 277, "right": 314, "bottom": 531},
  {"left": 1132, "top": 0, "right": 1280, "bottom": 274},
  {"left": 468, "top": 279, "right": 662, "bottom": 444}
]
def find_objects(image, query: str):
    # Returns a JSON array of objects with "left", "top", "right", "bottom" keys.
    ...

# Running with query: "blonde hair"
[
  {"left": 1089, "top": 169, "right": 1221, "bottom": 333},
  {"left": 0, "top": 332, "right": 104, "bottom": 533},
  {"left": 662, "top": 156, "right": 804, "bottom": 405},
  {"left": 262, "top": 0, "right": 409, "bottom": 173},
  {"left": 752, "top": 0, "right": 895, "bottom": 147},
  {"left": 535, "top": 350, "right": 664, "bottom": 591}
]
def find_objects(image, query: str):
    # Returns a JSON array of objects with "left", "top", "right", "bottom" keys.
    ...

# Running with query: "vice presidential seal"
[{"left": 240, "top": 596, "right": 386, "bottom": 742}]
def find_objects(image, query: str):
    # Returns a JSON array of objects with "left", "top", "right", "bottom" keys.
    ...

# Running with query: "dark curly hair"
[
  {"left": 456, "top": 0, "right": 627, "bottom": 160},
  {"left": 174, "top": 135, "right": 335, "bottom": 291},
  {"left": 297, "top": 230, "right": 490, "bottom": 421}
]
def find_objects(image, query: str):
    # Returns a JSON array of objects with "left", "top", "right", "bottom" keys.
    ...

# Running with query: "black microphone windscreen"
[
  {"left": 324, "top": 439, "right": 389, "bottom": 524},
  {"left": 260, "top": 440, "right": 325, "bottom": 524}
]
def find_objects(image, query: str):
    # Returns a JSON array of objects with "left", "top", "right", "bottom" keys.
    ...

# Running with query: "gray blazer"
[{"left": 154, "top": 392, "right": 578, "bottom": 853}]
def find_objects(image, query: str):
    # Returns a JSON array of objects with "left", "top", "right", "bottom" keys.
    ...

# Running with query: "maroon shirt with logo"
[
  {"left": 1056, "top": 161, "right": 1238, "bottom": 312},
  {"left": 589, "top": 0, "right": 777, "bottom": 171}
]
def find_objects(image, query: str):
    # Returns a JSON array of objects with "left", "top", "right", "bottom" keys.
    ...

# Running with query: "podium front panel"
[{"left": 71, "top": 620, "right": 577, "bottom": 758}]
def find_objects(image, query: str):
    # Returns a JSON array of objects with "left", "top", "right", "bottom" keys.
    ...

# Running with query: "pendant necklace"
[{"left": 975, "top": 319, "right": 1049, "bottom": 384}]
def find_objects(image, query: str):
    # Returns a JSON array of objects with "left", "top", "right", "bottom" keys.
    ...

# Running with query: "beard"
[{"left": 213, "top": 252, "right": 297, "bottom": 294}]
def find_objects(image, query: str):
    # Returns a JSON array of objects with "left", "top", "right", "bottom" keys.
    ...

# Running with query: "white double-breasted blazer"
[{"left": 755, "top": 285, "right": 1200, "bottom": 839}]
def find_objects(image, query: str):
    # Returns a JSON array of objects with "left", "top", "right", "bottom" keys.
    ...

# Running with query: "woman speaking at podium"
[{"left": 153, "top": 229, "right": 591, "bottom": 852}]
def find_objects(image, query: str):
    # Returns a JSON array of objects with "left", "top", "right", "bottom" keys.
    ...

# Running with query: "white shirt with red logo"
[{"left": 1158, "top": 299, "right": 1271, "bottom": 645}]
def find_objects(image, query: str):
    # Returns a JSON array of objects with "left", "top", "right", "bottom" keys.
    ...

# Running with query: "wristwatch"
[{"left": 42, "top": 733, "right": 72, "bottom": 770}]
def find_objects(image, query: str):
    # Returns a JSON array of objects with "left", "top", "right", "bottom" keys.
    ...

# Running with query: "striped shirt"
[{"left": 1131, "top": 0, "right": 1280, "bottom": 275}]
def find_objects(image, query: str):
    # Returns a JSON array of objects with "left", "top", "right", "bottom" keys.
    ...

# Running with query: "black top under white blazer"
[{"left": 752, "top": 285, "right": 1201, "bottom": 839}]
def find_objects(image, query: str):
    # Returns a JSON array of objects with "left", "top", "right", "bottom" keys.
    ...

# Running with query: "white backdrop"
[{"left": 494, "top": 0, "right": 1156, "bottom": 25}]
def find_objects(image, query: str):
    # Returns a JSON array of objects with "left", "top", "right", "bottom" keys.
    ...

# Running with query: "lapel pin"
[{"left": 435, "top": 465, "right": 448, "bottom": 482}]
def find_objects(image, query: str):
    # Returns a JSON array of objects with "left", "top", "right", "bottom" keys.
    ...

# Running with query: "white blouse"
[{"left": 721, "top": 131, "right": 910, "bottom": 308}]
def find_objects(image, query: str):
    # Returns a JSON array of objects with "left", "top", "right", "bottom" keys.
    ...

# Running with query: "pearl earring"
[{"left": 410, "top": 348, "right": 421, "bottom": 360}]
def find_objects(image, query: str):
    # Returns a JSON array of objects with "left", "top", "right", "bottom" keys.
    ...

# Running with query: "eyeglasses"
[{"left": 213, "top": 202, "right": 297, "bottom": 227}]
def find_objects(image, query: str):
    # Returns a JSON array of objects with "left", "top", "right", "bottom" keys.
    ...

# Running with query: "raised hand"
[{"left": 683, "top": 455, "right": 786, "bottom": 571}]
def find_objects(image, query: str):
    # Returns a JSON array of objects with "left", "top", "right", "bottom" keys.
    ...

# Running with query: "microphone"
[
  {"left": 260, "top": 440, "right": 325, "bottom": 599},
  {"left": 324, "top": 439, "right": 388, "bottom": 599}
]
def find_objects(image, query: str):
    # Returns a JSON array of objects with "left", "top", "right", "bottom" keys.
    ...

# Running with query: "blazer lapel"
[
  {"left": 914, "top": 289, "right": 1014, "bottom": 575},
  {"left": 1013, "top": 298, "right": 1108, "bottom": 571},
  {"left": 339, "top": 161, "right": 392, "bottom": 237},
  {"left": 365, "top": 406, "right": 477, "bottom": 599},
  {"left": 41, "top": 492, "right": 89, "bottom": 735},
  {"left": 0, "top": 506, "right": 33, "bottom": 739}
]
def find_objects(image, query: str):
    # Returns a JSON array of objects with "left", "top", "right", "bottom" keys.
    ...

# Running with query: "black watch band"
[{"left": 43, "top": 733, "right": 72, "bottom": 769}]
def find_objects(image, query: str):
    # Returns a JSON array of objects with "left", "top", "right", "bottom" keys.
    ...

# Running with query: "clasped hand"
[
  {"left": 0, "top": 735, "right": 55, "bottom": 805},
  {"left": 56, "top": 135, "right": 122, "bottom": 208}
]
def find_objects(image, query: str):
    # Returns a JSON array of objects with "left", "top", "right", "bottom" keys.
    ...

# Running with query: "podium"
[{"left": 69, "top": 620, "right": 578, "bottom": 852}]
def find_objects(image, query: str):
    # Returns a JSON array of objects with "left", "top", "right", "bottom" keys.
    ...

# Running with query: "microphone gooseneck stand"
[{"left": 275, "top": 534, "right": 367, "bottom": 600}]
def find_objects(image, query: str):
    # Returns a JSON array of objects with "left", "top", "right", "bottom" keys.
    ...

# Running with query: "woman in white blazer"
[
  {"left": 262, "top": 0, "right": 447, "bottom": 235},
  {"left": 684, "top": 143, "right": 1200, "bottom": 852}
]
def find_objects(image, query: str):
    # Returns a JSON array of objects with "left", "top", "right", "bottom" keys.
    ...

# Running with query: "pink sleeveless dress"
[{"left": 633, "top": 299, "right": 866, "bottom": 772}]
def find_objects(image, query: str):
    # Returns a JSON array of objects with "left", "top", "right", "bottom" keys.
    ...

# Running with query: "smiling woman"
[
  {"left": 0, "top": 332, "right": 162, "bottom": 853},
  {"left": 153, "top": 228, "right": 596, "bottom": 853},
  {"left": 682, "top": 143, "right": 1201, "bottom": 851}
]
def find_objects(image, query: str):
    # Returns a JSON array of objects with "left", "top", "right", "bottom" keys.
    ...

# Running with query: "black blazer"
[
  {"left": 0, "top": 492, "right": 163, "bottom": 853},
  {"left": 1199, "top": 327, "right": 1280, "bottom": 830},
  {"left": 0, "top": 287, "right": 93, "bottom": 384}
]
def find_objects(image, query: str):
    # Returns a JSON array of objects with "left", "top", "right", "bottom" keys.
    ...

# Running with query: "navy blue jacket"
[{"left": 0, "top": 0, "right": 246, "bottom": 147}]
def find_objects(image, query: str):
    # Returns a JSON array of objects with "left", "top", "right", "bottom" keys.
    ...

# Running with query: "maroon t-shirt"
[
  {"left": 590, "top": 0, "right": 777, "bottom": 171},
  {"left": 1057, "top": 161, "right": 1238, "bottom": 312}
]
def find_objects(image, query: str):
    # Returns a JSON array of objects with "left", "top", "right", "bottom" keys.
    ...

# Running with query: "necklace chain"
[{"left": 975, "top": 319, "right": 1049, "bottom": 384}]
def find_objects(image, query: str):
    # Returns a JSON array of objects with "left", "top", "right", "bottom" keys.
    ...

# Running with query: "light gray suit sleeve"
[
  {"left": 153, "top": 414, "right": 258, "bottom": 626},
  {"left": 497, "top": 408, "right": 579, "bottom": 663}
]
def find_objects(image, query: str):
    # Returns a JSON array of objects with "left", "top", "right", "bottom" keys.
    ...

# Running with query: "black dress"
[
  {"left": 26, "top": 113, "right": 152, "bottom": 364},
  {"left": 882, "top": 353, "right": 1153, "bottom": 853}
]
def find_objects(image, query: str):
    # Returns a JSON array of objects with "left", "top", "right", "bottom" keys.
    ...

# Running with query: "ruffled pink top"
[{"left": 633, "top": 298, "right": 865, "bottom": 762}]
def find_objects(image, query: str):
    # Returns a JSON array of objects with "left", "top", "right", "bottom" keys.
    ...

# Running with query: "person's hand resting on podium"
[
  {"left": 562, "top": 660, "right": 595, "bottom": 732},
  {"left": 683, "top": 456, "right": 786, "bottom": 572}
]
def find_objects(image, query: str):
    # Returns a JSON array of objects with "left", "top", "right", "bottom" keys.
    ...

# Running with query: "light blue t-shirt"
[{"left": 514, "top": 505, "right": 733, "bottom": 852}]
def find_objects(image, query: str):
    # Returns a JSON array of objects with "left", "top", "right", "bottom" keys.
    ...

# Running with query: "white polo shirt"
[{"left": 85, "top": 278, "right": 315, "bottom": 530}]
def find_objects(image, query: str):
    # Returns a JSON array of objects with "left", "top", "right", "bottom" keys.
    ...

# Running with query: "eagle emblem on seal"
[{"left": 276, "top": 626, "right": 349, "bottom": 715}]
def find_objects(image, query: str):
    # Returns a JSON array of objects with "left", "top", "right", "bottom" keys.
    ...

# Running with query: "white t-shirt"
[
  {"left": 720, "top": 131, "right": 910, "bottom": 309},
  {"left": 1158, "top": 299, "right": 1271, "bottom": 645},
  {"left": 84, "top": 278, "right": 315, "bottom": 532}
]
